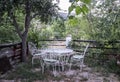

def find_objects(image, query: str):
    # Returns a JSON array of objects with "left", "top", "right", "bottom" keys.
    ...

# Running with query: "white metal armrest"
[
  {"left": 72, "top": 55, "right": 84, "bottom": 59},
  {"left": 70, "top": 44, "right": 89, "bottom": 70}
]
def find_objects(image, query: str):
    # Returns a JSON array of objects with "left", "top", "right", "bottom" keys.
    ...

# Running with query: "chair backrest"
[
  {"left": 59, "top": 54, "right": 70, "bottom": 64},
  {"left": 83, "top": 44, "right": 89, "bottom": 57},
  {"left": 28, "top": 42, "right": 37, "bottom": 55},
  {"left": 28, "top": 42, "right": 37, "bottom": 50},
  {"left": 42, "top": 53, "right": 59, "bottom": 63}
]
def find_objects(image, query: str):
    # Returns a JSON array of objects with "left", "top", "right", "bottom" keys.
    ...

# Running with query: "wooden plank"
[
  {"left": 15, "top": 48, "right": 22, "bottom": 52},
  {"left": 14, "top": 55, "right": 21, "bottom": 59},
  {"left": 0, "top": 42, "right": 22, "bottom": 49}
]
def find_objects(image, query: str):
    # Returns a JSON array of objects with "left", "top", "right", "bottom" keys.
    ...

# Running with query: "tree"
[
  {"left": 65, "top": 17, "right": 90, "bottom": 40},
  {"left": 51, "top": 18, "right": 66, "bottom": 39},
  {"left": 0, "top": 0, "right": 58, "bottom": 62},
  {"left": 28, "top": 23, "right": 53, "bottom": 47},
  {"left": 68, "top": 0, "right": 91, "bottom": 16},
  {"left": 67, "top": 0, "right": 91, "bottom": 40},
  {"left": 88, "top": 0, "right": 120, "bottom": 41}
]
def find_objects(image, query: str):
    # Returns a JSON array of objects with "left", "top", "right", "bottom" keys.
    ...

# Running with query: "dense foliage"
[
  {"left": 0, "top": 0, "right": 58, "bottom": 61},
  {"left": 0, "top": 0, "right": 120, "bottom": 63},
  {"left": 89, "top": 0, "right": 120, "bottom": 42},
  {"left": 65, "top": 17, "right": 90, "bottom": 40}
]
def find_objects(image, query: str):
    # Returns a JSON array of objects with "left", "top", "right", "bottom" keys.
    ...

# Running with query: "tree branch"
[
  {"left": 31, "top": 13, "right": 39, "bottom": 20},
  {"left": 9, "top": 11, "right": 22, "bottom": 39},
  {"left": 23, "top": 0, "right": 31, "bottom": 37}
]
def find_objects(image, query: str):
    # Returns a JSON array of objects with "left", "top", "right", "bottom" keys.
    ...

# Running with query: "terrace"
[{"left": 0, "top": 40, "right": 120, "bottom": 82}]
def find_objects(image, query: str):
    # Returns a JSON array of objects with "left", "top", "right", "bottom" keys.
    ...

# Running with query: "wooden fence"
[
  {"left": 0, "top": 42, "right": 23, "bottom": 74},
  {"left": 39, "top": 39, "right": 120, "bottom": 48},
  {"left": 39, "top": 39, "right": 120, "bottom": 55},
  {"left": 39, "top": 39, "right": 120, "bottom": 64}
]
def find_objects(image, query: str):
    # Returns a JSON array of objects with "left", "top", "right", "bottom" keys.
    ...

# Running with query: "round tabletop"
[{"left": 41, "top": 48, "right": 73, "bottom": 54}]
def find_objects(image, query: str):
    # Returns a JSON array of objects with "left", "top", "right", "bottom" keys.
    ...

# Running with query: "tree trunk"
[
  {"left": 21, "top": 36, "right": 27, "bottom": 62},
  {"left": 21, "top": 0, "right": 30, "bottom": 62}
]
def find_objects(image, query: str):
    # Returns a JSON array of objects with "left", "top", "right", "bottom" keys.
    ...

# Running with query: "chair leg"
[
  {"left": 69, "top": 63, "right": 72, "bottom": 70},
  {"left": 57, "top": 65, "right": 61, "bottom": 72},
  {"left": 80, "top": 59, "right": 84, "bottom": 71},
  {"left": 61, "top": 64, "right": 64, "bottom": 71},
  {"left": 80, "top": 64, "right": 82, "bottom": 71},
  {"left": 69, "top": 59, "right": 73, "bottom": 70},
  {"left": 40, "top": 63, "right": 44, "bottom": 73},
  {"left": 53, "top": 65, "right": 56, "bottom": 71},
  {"left": 58, "top": 65, "right": 60, "bottom": 72},
  {"left": 32, "top": 58, "right": 34, "bottom": 65},
  {"left": 41, "top": 65, "right": 44, "bottom": 74},
  {"left": 40, "top": 60, "right": 44, "bottom": 73}
]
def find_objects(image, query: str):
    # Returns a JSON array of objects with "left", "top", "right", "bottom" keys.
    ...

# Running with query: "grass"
[
  {"left": 1, "top": 57, "right": 65, "bottom": 82},
  {"left": 85, "top": 52, "right": 120, "bottom": 77},
  {"left": 2, "top": 58, "right": 46, "bottom": 82}
]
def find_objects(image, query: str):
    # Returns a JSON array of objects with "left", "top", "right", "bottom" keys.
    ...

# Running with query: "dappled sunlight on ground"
[
  {"left": 1, "top": 65, "right": 120, "bottom": 82},
  {"left": 28, "top": 65, "right": 119, "bottom": 82}
]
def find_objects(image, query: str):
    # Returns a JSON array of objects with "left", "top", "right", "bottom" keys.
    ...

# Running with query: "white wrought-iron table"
[
  {"left": 40, "top": 48, "right": 74, "bottom": 74},
  {"left": 41, "top": 48, "right": 73, "bottom": 55}
]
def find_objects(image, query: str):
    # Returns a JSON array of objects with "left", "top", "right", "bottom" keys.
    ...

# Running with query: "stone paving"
[
  {"left": 1, "top": 64, "right": 119, "bottom": 82},
  {"left": 47, "top": 65, "right": 120, "bottom": 82},
  {"left": 26, "top": 65, "right": 119, "bottom": 82}
]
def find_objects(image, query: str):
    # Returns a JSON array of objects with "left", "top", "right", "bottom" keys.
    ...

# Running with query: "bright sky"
[{"left": 58, "top": 0, "right": 71, "bottom": 12}]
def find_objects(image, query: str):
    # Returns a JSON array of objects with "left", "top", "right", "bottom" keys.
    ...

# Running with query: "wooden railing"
[
  {"left": 39, "top": 39, "right": 120, "bottom": 55},
  {"left": 38, "top": 39, "right": 120, "bottom": 64},
  {"left": 0, "top": 42, "right": 23, "bottom": 64},
  {"left": 39, "top": 39, "right": 120, "bottom": 48}
]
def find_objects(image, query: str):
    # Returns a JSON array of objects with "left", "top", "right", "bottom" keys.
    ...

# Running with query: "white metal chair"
[
  {"left": 42, "top": 53, "right": 62, "bottom": 76},
  {"left": 28, "top": 42, "right": 41, "bottom": 64},
  {"left": 28, "top": 42, "right": 46, "bottom": 73},
  {"left": 28, "top": 42, "right": 37, "bottom": 50},
  {"left": 30, "top": 49, "right": 43, "bottom": 64},
  {"left": 70, "top": 44, "right": 89, "bottom": 71},
  {"left": 58, "top": 53, "right": 71, "bottom": 71}
]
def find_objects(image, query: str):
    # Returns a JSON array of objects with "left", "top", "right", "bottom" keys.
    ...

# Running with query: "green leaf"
[
  {"left": 80, "top": 0, "right": 91, "bottom": 4},
  {"left": 75, "top": 0, "right": 79, "bottom": 2},
  {"left": 68, "top": 5, "right": 75, "bottom": 14},
  {"left": 75, "top": 6, "right": 82, "bottom": 15},
  {"left": 82, "top": 5, "right": 89, "bottom": 13},
  {"left": 69, "top": 16, "right": 75, "bottom": 19}
]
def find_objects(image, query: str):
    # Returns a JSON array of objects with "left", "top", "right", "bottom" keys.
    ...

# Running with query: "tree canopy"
[{"left": 0, "top": 0, "right": 58, "bottom": 61}]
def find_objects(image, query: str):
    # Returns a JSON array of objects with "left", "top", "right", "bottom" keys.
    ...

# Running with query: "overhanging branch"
[
  {"left": 9, "top": 11, "right": 22, "bottom": 39},
  {"left": 23, "top": 0, "right": 31, "bottom": 37},
  {"left": 31, "top": 13, "right": 39, "bottom": 20}
]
